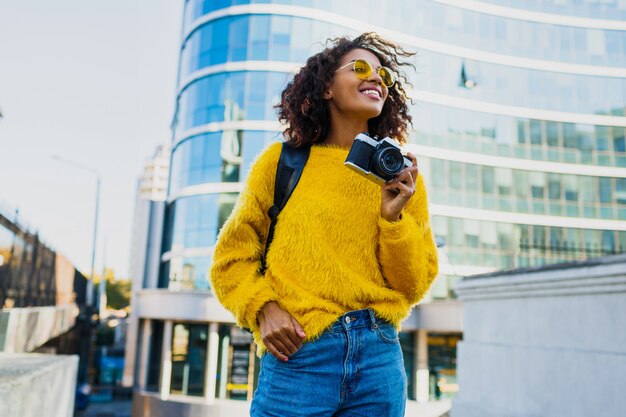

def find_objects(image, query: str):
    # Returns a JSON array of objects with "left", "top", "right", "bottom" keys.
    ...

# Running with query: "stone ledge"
[
  {"left": 456, "top": 256, "right": 626, "bottom": 301},
  {"left": 0, "top": 304, "right": 79, "bottom": 353},
  {"left": 0, "top": 353, "right": 78, "bottom": 417}
]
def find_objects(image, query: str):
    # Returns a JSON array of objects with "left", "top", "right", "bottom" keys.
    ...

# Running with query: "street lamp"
[{"left": 51, "top": 155, "right": 100, "bottom": 309}]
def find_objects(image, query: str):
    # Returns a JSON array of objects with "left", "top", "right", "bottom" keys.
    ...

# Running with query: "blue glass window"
[
  {"left": 170, "top": 130, "right": 282, "bottom": 194},
  {"left": 599, "top": 178, "right": 613, "bottom": 203},
  {"left": 482, "top": 166, "right": 495, "bottom": 194},
  {"left": 170, "top": 133, "right": 225, "bottom": 195},
  {"left": 249, "top": 15, "right": 270, "bottom": 60},
  {"left": 170, "top": 323, "right": 208, "bottom": 395},
  {"left": 548, "top": 174, "right": 561, "bottom": 200},
  {"left": 240, "top": 131, "right": 281, "bottom": 178},
  {"left": 614, "top": 128, "right": 625, "bottom": 152},
  {"left": 183, "top": 0, "right": 626, "bottom": 68},
  {"left": 168, "top": 257, "right": 213, "bottom": 291},
  {"left": 176, "top": 71, "right": 290, "bottom": 133},
  {"left": 412, "top": 104, "right": 626, "bottom": 168},
  {"left": 269, "top": 15, "right": 292, "bottom": 61},
  {"left": 184, "top": 0, "right": 248, "bottom": 28},
  {"left": 162, "top": 192, "right": 240, "bottom": 255},
  {"left": 425, "top": 156, "right": 622, "bottom": 219},
  {"left": 165, "top": 195, "right": 220, "bottom": 251},
  {"left": 414, "top": 53, "right": 626, "bottom": 116},
  {"left": 180, "top": 14, "right": 346, "bottom": 81},
  {"left": 229, "top": 16, "right": 250, "bottom": 62},
  {"left": 475, "top": 0, "right": 626, "bottom": 21},
  {"left": 602, "top": 230, "right": 616, "bottom": 253},
  {"left": 617, "top": 179, "right": 626, "bottom": 205}
]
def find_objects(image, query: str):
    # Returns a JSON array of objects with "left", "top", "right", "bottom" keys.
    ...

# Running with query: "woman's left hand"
[{"left": 380, "top": 152, "right": 418, "bottom": 222}]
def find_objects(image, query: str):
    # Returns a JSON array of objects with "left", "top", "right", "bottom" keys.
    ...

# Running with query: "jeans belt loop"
[{"left": 367, "top": 308, "right": 377, "bottom": 331}]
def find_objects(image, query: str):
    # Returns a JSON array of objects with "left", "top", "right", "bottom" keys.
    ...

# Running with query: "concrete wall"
[
  {"left": 403, "top": 300, "right": 463, "bottom": 332},
  {"left": 0, "top": 304, "right": 78, "bottom": 353},
  {"left": 452, "top": 254, "right": 626, "bottom": 417},
  {"left": 0, "top": 353, "right": 78, "bottom": 417}
]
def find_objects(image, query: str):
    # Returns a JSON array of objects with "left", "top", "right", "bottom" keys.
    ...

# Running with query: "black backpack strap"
[{"left": 260, "top": 142, "right": 310, "bottom": 275}]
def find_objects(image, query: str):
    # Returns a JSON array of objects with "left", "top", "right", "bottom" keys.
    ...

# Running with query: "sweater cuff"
[
  {"left": 378, "top": 212, "right": 411, "bottom": 241},
  {"left": 242, "top": 279, "right": 277, "bottom": 333}
]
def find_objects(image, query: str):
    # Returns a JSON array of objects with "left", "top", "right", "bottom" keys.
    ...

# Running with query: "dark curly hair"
[{"left": 276, "top": 32, "right": 415, "bottom": 147}]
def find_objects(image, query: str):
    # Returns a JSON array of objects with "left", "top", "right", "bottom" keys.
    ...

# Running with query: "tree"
[{"left": 102, "top": 268, "right": 131, "bottom": 310}]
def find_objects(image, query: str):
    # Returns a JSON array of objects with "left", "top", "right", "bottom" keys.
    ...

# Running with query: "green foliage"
[{"left": 104, "top": 269, "right": 131, "bottom": 310}]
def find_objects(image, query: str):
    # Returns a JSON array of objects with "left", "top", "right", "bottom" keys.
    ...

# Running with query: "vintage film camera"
[{"left": 344, "top": 133, "right": 412, "bottom": 185}]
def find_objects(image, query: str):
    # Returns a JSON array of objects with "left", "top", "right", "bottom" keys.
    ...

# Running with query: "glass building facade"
[
  {"left": 134, "top": 0, "right": 626, "bottom": 409},
  {"left": 164, "top": 0, "right": 626, "bottom": 294}
]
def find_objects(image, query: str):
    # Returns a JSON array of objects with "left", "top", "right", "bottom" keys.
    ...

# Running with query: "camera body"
[{"left": 345, "top": 133, "right": 412, "bottom": 185}]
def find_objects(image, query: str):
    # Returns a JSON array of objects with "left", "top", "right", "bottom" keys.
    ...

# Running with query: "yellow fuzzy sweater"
[{"left": 210, "top": 141, "right": 438, "bottom": 353}]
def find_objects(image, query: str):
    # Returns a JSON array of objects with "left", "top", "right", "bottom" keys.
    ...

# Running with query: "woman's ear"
[{"left": 323, "top": 89, "right": 333, "bottom": 99}]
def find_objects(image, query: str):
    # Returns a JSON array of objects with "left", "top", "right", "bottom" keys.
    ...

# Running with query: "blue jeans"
[{"left": 250, "top": 308, "right": 407, "bottom": 417}]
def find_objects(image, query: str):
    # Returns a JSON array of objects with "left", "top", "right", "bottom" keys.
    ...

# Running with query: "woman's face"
[{"left": 325, "top": 48, "right": 389, "bottom": 121}]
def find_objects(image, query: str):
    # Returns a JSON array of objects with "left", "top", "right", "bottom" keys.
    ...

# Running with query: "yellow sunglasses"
[{"left": 336, "top": 59, "right": 396, "bottom": 87}]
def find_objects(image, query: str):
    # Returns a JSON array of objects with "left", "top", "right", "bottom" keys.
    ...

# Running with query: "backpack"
[{"left": 260, "top": 142, "right": 310, "bottom": 275}]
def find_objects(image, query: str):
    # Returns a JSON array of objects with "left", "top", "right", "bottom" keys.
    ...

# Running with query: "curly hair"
[{"left": 276, "top": 32, "right": 415, "bottom": 147}]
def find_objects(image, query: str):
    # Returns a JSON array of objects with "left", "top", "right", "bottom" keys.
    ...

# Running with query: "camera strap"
[{"left": 260, "top": 142, "right": 310, "bottom": 275}]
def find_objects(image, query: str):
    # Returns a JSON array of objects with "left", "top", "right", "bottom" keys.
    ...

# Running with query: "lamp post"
[{"left": 52, "top": 155, "right": 100, "bottom": 308}]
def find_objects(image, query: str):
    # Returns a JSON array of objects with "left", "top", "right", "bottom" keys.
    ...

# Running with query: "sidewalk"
[
  {"left": 74, "top": 398, "right": 451, "bottom": 417},
  {"left": 74, "top": 400, "right": 132, "bottom": 417}
]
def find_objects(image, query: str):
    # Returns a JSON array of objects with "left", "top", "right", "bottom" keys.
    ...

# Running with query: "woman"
[{"left": 210, "top": 32, "right": 438, "bottom": 417}]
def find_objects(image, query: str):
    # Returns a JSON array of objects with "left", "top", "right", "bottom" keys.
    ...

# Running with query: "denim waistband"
[{"left": 327, "top": 308, "right": 387, "bottom": 333}]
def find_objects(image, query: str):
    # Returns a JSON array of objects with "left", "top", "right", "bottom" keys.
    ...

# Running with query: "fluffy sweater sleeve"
[
  {"left": 377, "top": 174, "right": 439, "bottom": 305},
  {"left": 209, "top": 142, "right": 281, "bottom": 334}
]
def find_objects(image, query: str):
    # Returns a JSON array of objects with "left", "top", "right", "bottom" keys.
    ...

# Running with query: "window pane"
[
  {"left": 171, "top": 323, "right": 208, "bottom": 396},
  {"left": 482, "top": 166, "right": 495, "bottom": 194}
]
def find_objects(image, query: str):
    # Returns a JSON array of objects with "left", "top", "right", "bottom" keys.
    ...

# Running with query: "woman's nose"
[{"left": 368, "top": 70, "right": 383, "bottom": 85}]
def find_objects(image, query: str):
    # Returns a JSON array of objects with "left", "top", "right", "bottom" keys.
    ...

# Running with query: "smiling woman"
[
  {"left": 277, "top": 32, "right": 415, "bottom": 149},
  {"left": 210, "top": 32, "right": 439, "bottom": 417}
]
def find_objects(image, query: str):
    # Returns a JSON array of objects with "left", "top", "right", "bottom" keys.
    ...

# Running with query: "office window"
[
  {"left": 548, "top": 174, "right": 561, "bottom": 200},
  {"left": 146, "top": 321, "right": 164, "bottom": 392},
  {"left": 170, "top": 323, "right": 208, "bottom": 397},
  {"left": 482, "top": 166, "right": 495, "bottom": 194}
]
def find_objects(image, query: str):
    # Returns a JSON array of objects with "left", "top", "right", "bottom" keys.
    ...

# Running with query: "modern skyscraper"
[{"left": 128, "top": 1, "right": 626, "bottom": 415}]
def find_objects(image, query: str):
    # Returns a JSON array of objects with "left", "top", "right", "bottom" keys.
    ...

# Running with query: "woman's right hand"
[{"left": 257, "top": 301, "right": 306, "bottom": 361}]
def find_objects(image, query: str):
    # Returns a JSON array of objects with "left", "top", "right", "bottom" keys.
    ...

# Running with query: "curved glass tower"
[
  {"left": 163, "top": 0, "right": 626, "bottom": 294},
  {"left": 130, "top": 1, "right": 626, "bottom": 413}
]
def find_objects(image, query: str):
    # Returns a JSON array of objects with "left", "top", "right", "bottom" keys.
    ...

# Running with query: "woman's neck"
[{"left": 322, "top": 117, "right": 368, "bottom": 149}]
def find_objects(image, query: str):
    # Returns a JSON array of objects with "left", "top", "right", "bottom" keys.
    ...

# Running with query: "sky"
[{"left": 0, "top": 0, "right": 183, "bottom": 276}]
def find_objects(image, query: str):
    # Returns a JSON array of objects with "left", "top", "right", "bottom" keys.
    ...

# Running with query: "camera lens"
[{"left": 373, "top": 147, "right": 404, "bottom": 179}]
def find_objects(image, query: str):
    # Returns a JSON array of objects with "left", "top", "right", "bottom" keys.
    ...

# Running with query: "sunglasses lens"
[
  {"left": 353, "top": 59, "right": 372, "bottom": 79},
  {"left": 351, "top": 59, "right": 395, "bottom": 87},
  {"left": 379, "top": 67, "right": 395, "bottom": 87}
]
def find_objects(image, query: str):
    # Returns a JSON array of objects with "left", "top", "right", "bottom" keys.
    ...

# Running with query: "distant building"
[
  {"left": 128, "top": 144, "right": 170, "bottom": 289},
  {"left": 123, "top": 144, "right": 170, "bottom": 387},
  {"left": 128, "top": 1, "right": 626, "bottom": 416}
]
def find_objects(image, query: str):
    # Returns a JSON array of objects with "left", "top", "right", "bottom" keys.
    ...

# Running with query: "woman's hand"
[
  {"left": 380, "top": 152, "right": 418, "bottom": 222},
  {"left": 257, "top": 301, "right": 306, "bottom": 361}
]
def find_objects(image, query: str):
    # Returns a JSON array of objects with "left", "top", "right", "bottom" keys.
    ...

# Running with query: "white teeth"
[{"left": 362, "top": 89, "right": 380, "bottom": 97}]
